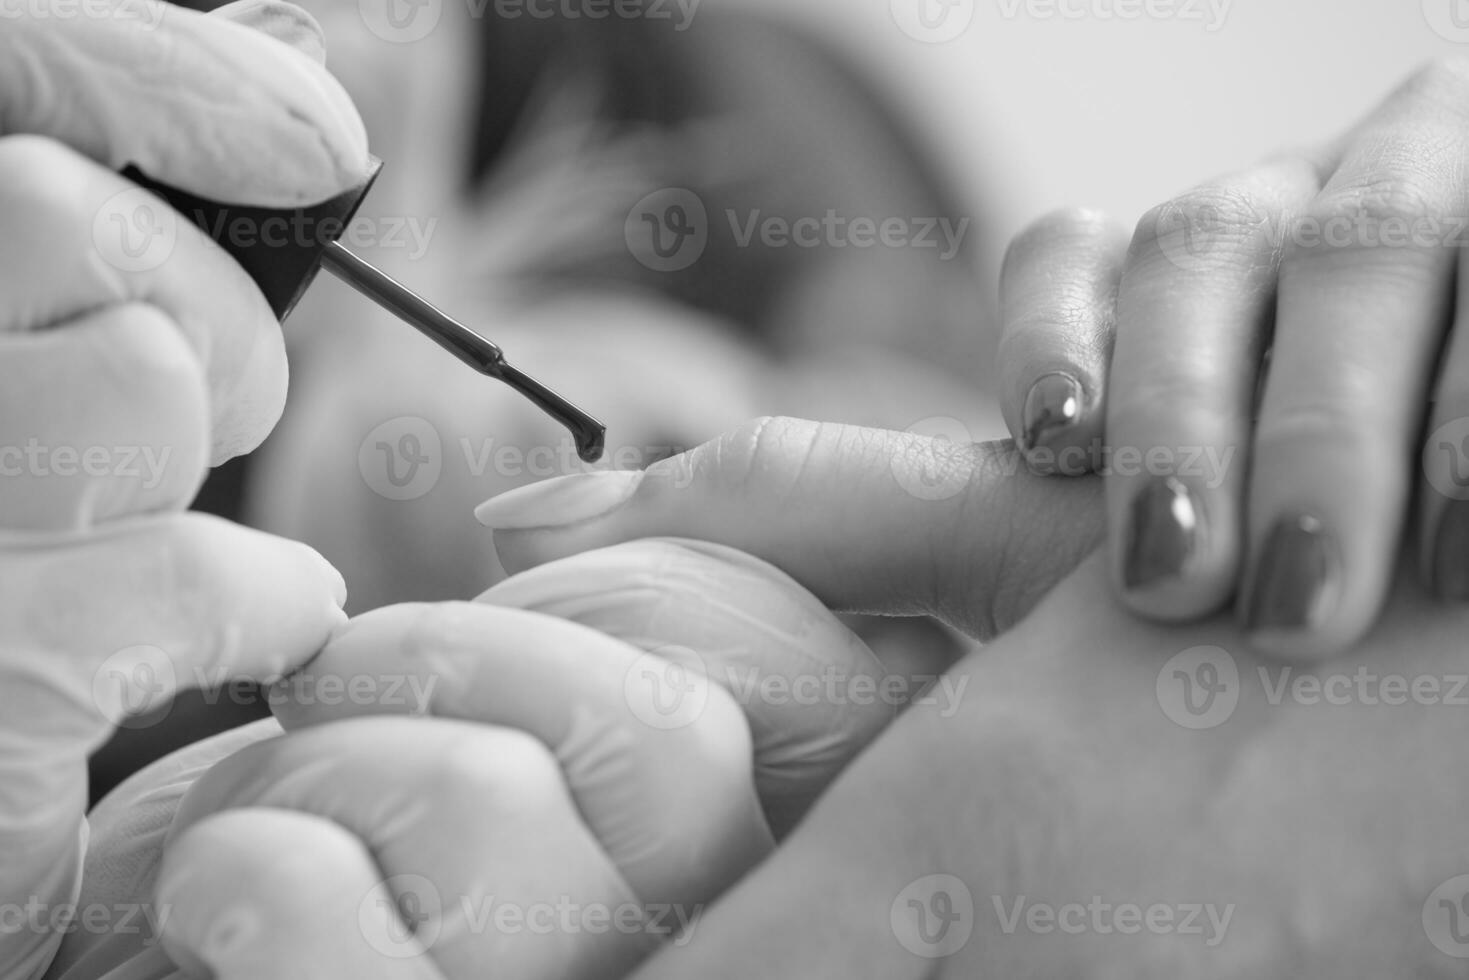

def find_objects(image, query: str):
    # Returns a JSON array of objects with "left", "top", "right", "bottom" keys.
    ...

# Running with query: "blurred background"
[{"left": 95, "top": 0, "right": 1469, "bottom": 795}]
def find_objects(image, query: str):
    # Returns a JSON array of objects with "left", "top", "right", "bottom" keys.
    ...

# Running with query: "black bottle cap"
[{"left": 120, "top": 157, "right": 384, "bottom": 320}]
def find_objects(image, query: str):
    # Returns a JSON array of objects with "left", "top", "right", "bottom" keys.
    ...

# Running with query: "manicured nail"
[
  {"left": 474, "top": 470, "right": 644, "bottom": 530},
  {"left": 1021, "top": 372, "right": 1083, "bottom": 451},
  {"left": 1122, "top": 476, "right": 1202, "bottom": 590},
  {"left": 1430, "top": 499, "right": 1469, "bottom": 600},
  {"left": 1243, "top": 513, "right": 1341, "bottom": 633}
]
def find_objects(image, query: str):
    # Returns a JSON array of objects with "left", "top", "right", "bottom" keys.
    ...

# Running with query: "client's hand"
[
  {"left": 634, "top": 552, "right": 1469, "bottom": 978},
  {"left": 479, "top": 419, "right": 1469, "bottom": 977},
  {"left": 994, "top": 58, "right": 1469, "bottom": 660}
]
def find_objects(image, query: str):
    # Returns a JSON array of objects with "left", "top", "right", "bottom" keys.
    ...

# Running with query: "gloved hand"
[
  {"left": 0, "top": 5, "right": 364, "bottom": 977},
  {"left": 45, "top": 538, "right": 899, "bottom": 979}
]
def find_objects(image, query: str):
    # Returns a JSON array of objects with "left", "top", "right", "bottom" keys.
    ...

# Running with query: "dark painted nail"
[
  {"left": 1430, "top": 500, "right": 1469, "bottom": 600},
  {"left": 1243, "top": 514, "right": 1341, "bottom": 633},
  {"left": 1021, "top": 372, "right": 1083, "bottom": 451},
  {"left": 1123, "top": 476, "right": 1202, "bottom": 590}
]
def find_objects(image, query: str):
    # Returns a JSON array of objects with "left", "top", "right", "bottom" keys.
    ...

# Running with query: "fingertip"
[
  {"left": 212, "top": 0, "right": 328, "bottom": 64},
  {"left": 998, "top": 207, "right": 1126, "bottom": 473}
]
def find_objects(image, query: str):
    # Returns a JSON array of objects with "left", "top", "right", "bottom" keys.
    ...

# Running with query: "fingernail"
[
  {"left": 1242, "top": 513, "right": 1341, "bottom": 634},
  {"left": 1122, "top": 476, "right": 1202, "bottom": 590},
  {"left": 1021, "top": 372, "right": 1083, "bottom": 451},
  {"left": 1430, "top": 500, "right": 1469, "bottom": 600},
  {"left": 474, "top": 470, "right": 644, "bottom": 530}
]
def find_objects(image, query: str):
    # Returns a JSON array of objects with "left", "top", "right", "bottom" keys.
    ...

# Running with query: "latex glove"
[
  {"left": 0, "top": 5, "right": 363, "bottom": 978},
  {"left": 477, "top": 419, "right": 1469, "bottom": 976},
  {"left": 994, "top": 59, "right": 1469, "bottom": 661},
  {"left": 45, "top": 539, "right": 897, "bottom": 979}
]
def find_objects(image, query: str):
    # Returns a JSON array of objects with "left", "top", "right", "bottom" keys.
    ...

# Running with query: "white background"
[{"left": 738, "top": 0, "right": 1468, "bottom": 242}]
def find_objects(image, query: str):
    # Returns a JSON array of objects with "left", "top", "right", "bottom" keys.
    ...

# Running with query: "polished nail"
[
  {"left": 1430, "top": 499, "right": 1469, "bottom": 600},
  {"left": 1021, "top": 372, "right": 1083, "bottom": 451},
  {"left": 1243, "top": 513, "right": 1341, "bottom": 633},
  {"left": 1123, "top": 477, "right": 1201, "bottom": 590},
  {"left": 473, "top": 470, "right": 643, "bottom": 530}
]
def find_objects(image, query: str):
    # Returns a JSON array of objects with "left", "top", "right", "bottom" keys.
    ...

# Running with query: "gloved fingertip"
[{"left": 212, "top": 0, "right": 327, "bottom": 65}]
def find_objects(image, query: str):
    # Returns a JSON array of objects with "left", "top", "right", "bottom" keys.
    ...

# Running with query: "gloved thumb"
[
  {"left": 0, "top": 0, "right": 368, "bottom": 207},
  {"left": 479, "top": 417, "right": 1104, "bottom": 640}
]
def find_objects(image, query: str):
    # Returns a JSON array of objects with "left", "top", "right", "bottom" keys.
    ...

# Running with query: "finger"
[
  {"left": 477, "top": 418, "right": 1105, "bottom": 640},
  {"left": 1107, "top": 158, "right": 1322, "bottom": 621},
  {"left": 0, "top": 137, "right": 286, "bottom": 462},
  {"left": 478, "top": 539, "right": 896, "bottom": 838},
  {"left": 170, "top": 718, "right": 658, "bottom": 980},
  {"left": 158, "top": 808, "right": 448, "bottom": 980},
  {"left": 0, "top": 512, "right": 346, "bottom": 746},
  {"left": 0, "top": 513, "right": 345, "bottom": 953},
  {"left": 1241, "top": 61, "right": 1469, "bottom": 658},
  {"left": 0, "top": 0, "right": 368, "bottom": 206},
  {"left": 1419, "top": 244, "right": 1469, "bottom": 598},
  {"left": 270, "top": 602, "right": 773, "bottom": 911},
  {"left": 998, "top": 207, "right": 1128, "bottom": 467},
  {"left": 0, "top": 303, "right": 208, "bottom": 529}
]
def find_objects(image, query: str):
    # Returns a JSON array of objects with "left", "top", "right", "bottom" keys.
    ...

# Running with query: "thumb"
[
  {"left": 0, "top": 0, "right": 368, "bottom": 206},
  {"left": 477, "top": 417, "right": 1104, "bottom": 640}
]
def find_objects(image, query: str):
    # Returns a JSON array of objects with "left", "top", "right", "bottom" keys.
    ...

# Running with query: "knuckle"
[
  {"left": 1004, "top": 206, "right": 1118, "bottom": 272},
  {"left": 0, "top": 135, "right": 91, "bottom": 222},
  {"left": 1254, "top": 403, "right": 1394, "bottom": 458},
  {"left": 0, "top": 134, "right": 77, "bottom": 185},
  {"left": 694, "top": 416, "right": 818, "bottom": 497},
  {"left": 1402, "top": 57, "right": 1469, "bottom": 108},
  {"left": 1134, "top": 187, "right": 1270, "bottom": 267},
  {"left": 1308, "top": 174, "right": 1444, "bottom": 229},
  {"left": 176, "top": 811, "right": 367, "bottom": 904},
  {"left": 419, "top": 727, "right": 563, "bottom": 814}
]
